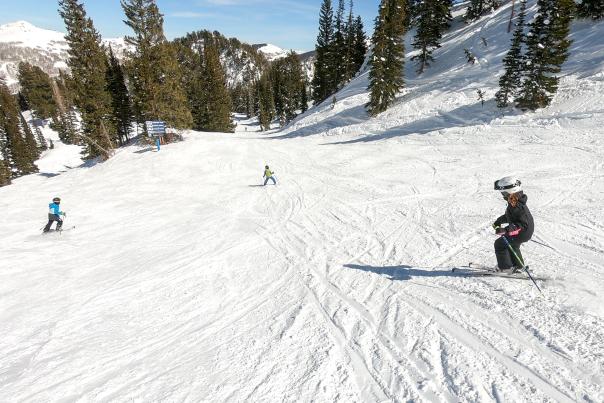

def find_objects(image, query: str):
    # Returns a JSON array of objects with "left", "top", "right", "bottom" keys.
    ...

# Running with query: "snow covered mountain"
[
  {"left": 1, "top": 4, "right": 604, "bottom": 402},
  {"left": 254, "top": 43, "right": 289, "bottom": 61},
  {"left": 0, "top": 21, "right": 128, "bottom": 91}
]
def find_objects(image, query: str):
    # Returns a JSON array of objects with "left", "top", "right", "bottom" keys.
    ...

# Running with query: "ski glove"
[{"left": 506, "top": 223, "right": 521, "bottom": 237}]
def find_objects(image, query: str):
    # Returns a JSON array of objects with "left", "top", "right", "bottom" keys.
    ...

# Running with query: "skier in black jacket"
[{"left": 492, "top": 177, "right": 534, "bottom": 272}]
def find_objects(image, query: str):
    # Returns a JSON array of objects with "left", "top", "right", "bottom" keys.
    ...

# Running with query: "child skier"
[
  {"left": 263, "top": 165, "right": 276, "bottom": 186},
  {"left": 492, "top": 177, "right": 534, "bottom": 272},
  {"left": 43, "top": 197, "right": 66, "bottom": 233}
]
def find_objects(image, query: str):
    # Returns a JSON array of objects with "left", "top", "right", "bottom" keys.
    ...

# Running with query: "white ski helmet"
[{"left": 494, "top": 176, "right": 522, "bottom": 196}]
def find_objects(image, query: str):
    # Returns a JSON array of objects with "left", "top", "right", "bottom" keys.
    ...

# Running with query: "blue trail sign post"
[{"left": 145, "top": 121, "right": 167, "bottom": 151}]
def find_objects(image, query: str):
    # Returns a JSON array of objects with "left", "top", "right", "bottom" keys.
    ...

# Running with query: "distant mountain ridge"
[
  {"left": 0, "top": 21, "right": 315, "bottom": 92},
  {"left": 0, "top": 21, "right": 127, "bottom": 91}
]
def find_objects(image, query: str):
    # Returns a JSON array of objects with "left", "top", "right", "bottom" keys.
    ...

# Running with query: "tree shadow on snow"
[{"left": 344, "top": 264, "right": 458, "bottom": 281}]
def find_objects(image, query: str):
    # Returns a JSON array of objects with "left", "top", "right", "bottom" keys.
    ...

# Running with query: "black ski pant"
[
  {"left": 494, "top": 233, "right": 530, "bottom": 269},
  {"left": 43, "top": 214, "right": 63, "bottom": 232}
]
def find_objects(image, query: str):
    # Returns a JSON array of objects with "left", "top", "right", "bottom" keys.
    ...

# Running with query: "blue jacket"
[{"left": 48, "top": 202, "right": 63, "bottom": 216}]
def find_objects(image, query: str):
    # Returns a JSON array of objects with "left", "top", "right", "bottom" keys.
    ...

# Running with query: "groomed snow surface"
[{"left": 1, "top": 3, "right": 604, "bottom": 402}]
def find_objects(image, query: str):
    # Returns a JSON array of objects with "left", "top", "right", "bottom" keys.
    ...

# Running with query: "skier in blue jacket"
[{"left": 43, "top": 197, "right": 66, "bottom": 233}]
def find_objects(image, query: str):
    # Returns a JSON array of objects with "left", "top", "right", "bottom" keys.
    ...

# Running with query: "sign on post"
[{"left": 145, "top": 121, "right": 166, "bottom": 151}]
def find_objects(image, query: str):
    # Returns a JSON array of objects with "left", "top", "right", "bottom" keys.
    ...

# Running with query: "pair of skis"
[{"left": 452, "top": 262, "right": 544, "bottom": 293}]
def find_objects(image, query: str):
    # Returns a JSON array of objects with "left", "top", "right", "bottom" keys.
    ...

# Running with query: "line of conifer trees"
[
  {"left": 312, "top": 0, "right": 368, "bottom": 105},
  {"left": 496, "top": 0, "right": 576, "bottom": 110}
]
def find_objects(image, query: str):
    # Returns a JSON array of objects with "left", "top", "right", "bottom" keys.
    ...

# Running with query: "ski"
[
  {"left": 452, "top": 263, "right": 547, "bottom": 281},
  {"left": 43, "top": 225, "right": 76, "bottom": 234},
  {"left": 453, "top": 263, "right": 533, "bottom": 280}
]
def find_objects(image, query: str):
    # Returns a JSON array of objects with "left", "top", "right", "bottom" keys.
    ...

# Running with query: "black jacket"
[{"left": 494, "top": 193, "right": 534, "bottom": 241}]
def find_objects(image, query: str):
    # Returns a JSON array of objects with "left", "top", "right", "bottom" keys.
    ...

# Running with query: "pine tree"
[
  {"left": 194, "top": 42, "right": 234, "bottom": 132},
  {"left": 577, "top": 0, "right": 604, "bottom": 19},
  {"left": 272, "top": 52, "right": 306, "bottom": 125},
  {"left": 465, "top": 0, "right": 501, "bottom": 22},
  {"left": 0, "top": 82, "right": 38, "bottom": 176},
  {"left": 495, "top": 0, "right": 527, "bottom": 107},
  {"left": 312, "top": 0, "right": 336, "bottom": 104},
  {"left": 412, "top": 1, "right": 439, "bottom": 74},
  {"left": 353, "top": 16, "right": 368, "bottom": 73},
  {"left": 20, "top": 112, "right": 40, "bottom": 162},
  {"left": 0, "top": 83, "right": 12, "bottom": 186},
  {"left": 122, "top": 0, "right": 192, "bottom": 129},
  {"left": 367, "top": 0, "right": 407, "bottom": 116},
  {"left": 105, "top": 46, "right": 132, "bottom": 146},
  {"left": 333, "top": 0, "right": 348, "bottom": 89},
  {"left": 59, "top": 0, "right": 115, "bottom": 159},
  {"left": 257, "top": 73, "right": 275, "bottom": 131},
  {"left": 17, "top": 62, "right": 58, "bottom": 120},
  {"left": 344, "top": 1, "right": 356, "bottom": 81},
  {"left": 50, "top": 73, "right": 79, "bottom": 145},
  {"left": 516, "top": 0, "right": 575, "bottom": 110}
]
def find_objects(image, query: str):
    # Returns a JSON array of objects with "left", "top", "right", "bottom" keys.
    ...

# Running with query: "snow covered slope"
[{"left": 1, "top": 5, "right": 603, "bottom": 402}]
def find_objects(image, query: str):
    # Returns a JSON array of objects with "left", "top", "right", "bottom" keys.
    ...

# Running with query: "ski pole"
[
  {"left": 530, "top": 238, "right": 555, "bottom": 251},
  {"left": 502, "top": 235, "right": 542, "bottom": 294}
]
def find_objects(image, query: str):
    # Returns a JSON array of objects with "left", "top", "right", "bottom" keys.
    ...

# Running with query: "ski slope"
[{"left": 1, "top": 4, "right": 604, "bottom": 403}]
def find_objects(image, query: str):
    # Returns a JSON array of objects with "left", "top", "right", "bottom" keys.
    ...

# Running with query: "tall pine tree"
[
  {"left": 194, "top": 42, "right": 234, "bottom": 132},
  {"left": 0, "top": 82, "right": 38, "bottom": 177},
  {"left": 105, "top": 46, "right": 133, "bottom": 146},
  {"left": 367, "top": 0, "right": 407, "bottom": 116},
  {"left": 577, "top": 0, "right": 604, "bottom": 19},
  {"left": 272, "top": 52, "right": 306, "bottom": 125},
  {"left": 17, "top": 62, "right": 58, "bottom": 120},
  {"left": 411, "top": 0, "right": 441, "bottom": 74},
  {"left": 257, "top": 72, "right": 275, "bottom": 131},
  {"left": 353, "top": 16, "right": 368, "bottom": 73},
  {"left": 516, "top": 0, "right": 575, "bottom": 110},
  {"left": 121, "top": 0, "right": 192, "bottom": 129},
  {"left": 465, "top": 0, "right": 501, "bottom": 22},
  {"left": 495, "top": 0, "right": 527, "bottom": 107},
  {"left": 333, "top": 0, "right": 348, "bottom": 89},
  {"left": 312, "top": 0, "right": 336, "bottom": 104},
  {"left": 59, "top": 0, "right": 115, "bottom": 159},
  {"left": 50, "top": 72, "right": 79, "bottom": 145}
]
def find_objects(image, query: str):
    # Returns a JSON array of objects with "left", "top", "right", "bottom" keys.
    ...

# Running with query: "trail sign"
[
  {"left": 145, "top": 121, "right": 166, "bottom": 151},
  {"left": 145, "top": 121, "right": 166, "bottom": 137}
]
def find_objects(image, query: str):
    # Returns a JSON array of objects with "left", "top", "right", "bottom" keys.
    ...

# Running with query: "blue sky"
[{"left": 1, "top": 0, "right": 380, "bottom": 51}]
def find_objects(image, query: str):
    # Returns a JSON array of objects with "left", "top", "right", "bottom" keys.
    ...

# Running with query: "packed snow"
[{"left": 1, "top": 3, "right": 603, "bottom": 402}]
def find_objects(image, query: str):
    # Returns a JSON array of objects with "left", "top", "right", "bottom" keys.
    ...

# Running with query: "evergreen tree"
[
  {"left": 516, "top": 0, "right": 575, "bottom": 110},
  {"left": 59, "top": 0, "right": 115, "bottom": 159},
  {"left": 0, "top": 82, "right": 12, "bottom": 186},
  {"left": 411, "top": 1, "right": 440, "bottom": 74},
  {"left": 105, "top": 46, "right": 132, "bottom": 146},
  {"left": 312, "top": 0, "right": 336, "bottom": 104},
  {"left": 352, "top": 16, "right": 368, "bottom": 73},
  {"left": 577, "top": 0, "right": 604, "bottom": 19},
  {"left": 194, "top": 42, "right": 234, "bottom": 132},
  {"left": 122, "top": 0, "right": 192, "bottom": 129},
  {"left": 367, "top": 0, "right": 408, "bottom": 116},
  {"left": 272, "top": 52, "right": 307, "bottom": 125},
  {"left": 20, "top": 112, "right": 40, "bottom": 161},
  {"left": 17, "top": 62, "right": 58, "bottom": 120},
  {"left": 0, "top": 82, "right": 38, "bottom": 176},
  {"left": 465, "top": 0, "right": 501, "bottom": 22},
  {"left": 495, "top": 0, "right": 527, "bottom": 107},
  {"left": 333, "top": 0, "right": 348, "bottom": 89},
  {"left": 257, "top": 73, "right": 275, "bottom": 131},
  {"left": 50, "top": 72, "right": 79, "bottom": 145}
]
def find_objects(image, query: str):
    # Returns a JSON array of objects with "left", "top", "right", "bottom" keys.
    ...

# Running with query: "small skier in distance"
[
  {"left": 492, "top": 177, "right": 534, "bottom": 272},
  {"left": 43, "top": 197, "right": 66, "bottom": 233},
  {"left": 263, "top": 165, "right": 276, "bottom": 186}
]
